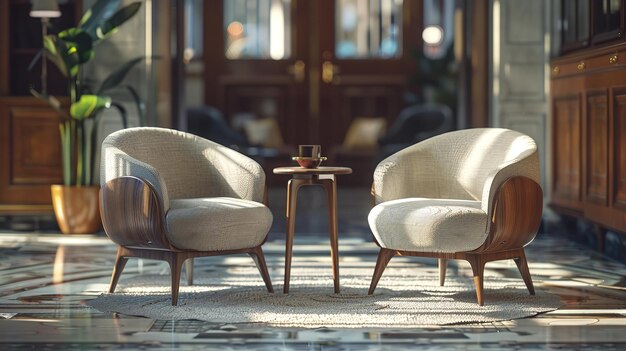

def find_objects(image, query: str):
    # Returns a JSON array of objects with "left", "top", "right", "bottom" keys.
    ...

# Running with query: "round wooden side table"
[{"left": 273, "top": 166, "right": 352, "bottom": 294}]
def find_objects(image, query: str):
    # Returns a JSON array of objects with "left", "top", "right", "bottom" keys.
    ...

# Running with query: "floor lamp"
[{"left": 30, "top": 0, "right": 61, "bottom": 95}]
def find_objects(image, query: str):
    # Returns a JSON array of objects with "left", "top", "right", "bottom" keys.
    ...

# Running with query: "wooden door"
[
  {"left": 204, "top": 0, "right": 420, "bottom": 150},
  {"left": 316, "top": 0, "right": 419, "bottom": 149},
  {"left": 204, "top": 0, "right": 310, "bottom": 147}
]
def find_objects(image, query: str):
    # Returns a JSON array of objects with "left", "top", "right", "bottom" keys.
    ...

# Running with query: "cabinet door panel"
[
  {"left": 614, "top": 92, "right": 626, "bottom": 210},
  {"left": 552, "top": 94, "right": 582, "bottom": 208},
  {"left": 586, "top": 92, "right": 609, "bottom": 205},
  {"left": 0, "top": 99, "right": 64, "bottom": 210},
  {"left": 11, "top": 108, "right": 63, "bottom": 184}
]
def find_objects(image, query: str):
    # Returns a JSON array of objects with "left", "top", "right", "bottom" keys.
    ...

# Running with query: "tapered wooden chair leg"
[
  {"left": 514, "top": 249, "right": 535, "bottom": 295},
  {"left": 368, "top": 248, "right": 395, "bottom": 295},
  {"left": 109, "top": 247, "right": 128, "bottom": 293},
  {"left": 467, "top": 255, "right": 485, "bottom": 306},
  {"left": 185, "top": 258, "right": 194, "bottom": 286},
  {"left": 249, "top": 246, "right": 274, "bottom": 293},
  {"left": 169, "top": 255, "right": 183, "bottom": 306},
  {"left": 438, "top": 258, "right": 447, "bottom": 286}
]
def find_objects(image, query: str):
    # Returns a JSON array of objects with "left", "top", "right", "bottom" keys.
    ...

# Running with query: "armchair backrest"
[
  {"left": 373, "top": 128, "right": 540, "bottom": 230},
  {"left": 101, "top": 127, "right": 266, "bottom": 207}
]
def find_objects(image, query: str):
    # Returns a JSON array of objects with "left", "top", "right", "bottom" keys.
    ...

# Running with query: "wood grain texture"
[
  {"left": 273, "top": 166, "right": 353, "bottom": 175},
  {"left": 586, "top": 92, "right": 609, "bottom": 206},
  {"left": 368, "top": 248, "right": 395, "bottom": 295},
  {"left": 0, "top": 98, "right": 69, "bottom": 211},
  {"left": 100, "top": 176, "right": 173, "bottom": 250},
  {"left": 108, "top": 245, "right": 274, "bottom": 306},
  {"left": 551, "top": 94, "right": 582, "bottom": 211},
  {"left": 249, "top": 246, "right": 274, "bottom": 293},
  {"left": 101, "top": 176, "right": 275, "bottom": 305},
  {"left": 550, "top": 43, "right": 626, "bottom": 235},
  {"left": 281, "top": 170, "right": 346, "bottom": 294},
  {"left": 368, "top": 176, "right": 542, "bottom": 305},
  {"left": 474, "top": 176, "right": 543, "bottom": 253}
]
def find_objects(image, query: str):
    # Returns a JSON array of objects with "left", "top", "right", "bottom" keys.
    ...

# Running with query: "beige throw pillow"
[{"left": 243, "top": 118, "right": 285, "bottom": 148}]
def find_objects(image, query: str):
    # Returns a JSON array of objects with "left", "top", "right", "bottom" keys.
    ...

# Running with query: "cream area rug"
[{"left": 87, "top": 262, "right": 562, "bottom": 328}]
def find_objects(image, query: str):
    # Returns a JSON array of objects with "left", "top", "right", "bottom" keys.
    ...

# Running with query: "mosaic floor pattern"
[
  {"left": 0, "top": 187, "right": 624, "bottom": 349},
  {"left": 0, "top": 231, "right": 625, "bottom": 349}
]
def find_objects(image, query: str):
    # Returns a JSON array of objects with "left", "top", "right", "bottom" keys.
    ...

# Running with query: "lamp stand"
[{"left": 41, "top": 17, "right": 49, "bottom": 95}]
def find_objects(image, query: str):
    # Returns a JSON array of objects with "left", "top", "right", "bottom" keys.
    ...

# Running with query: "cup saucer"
[{"left": 292, "top": 156, "right": 327, "bottom": 168}]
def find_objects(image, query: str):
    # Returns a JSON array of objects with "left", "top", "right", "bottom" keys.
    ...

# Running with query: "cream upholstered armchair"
[
  {"left": 100, "top": 127, "right": 274, "bottom": 305},
  {"left": 368, "top": 128, "right": 542, "bottom": 305}
]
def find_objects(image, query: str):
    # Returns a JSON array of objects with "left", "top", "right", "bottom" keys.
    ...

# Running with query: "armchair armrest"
[
  {"left": 100, "top": 176, "right": 175, "bottom": 250},
  {"left": 101, "top": 147, "right": 170, "bottom": 211},
  {"left": 481, "top": 149, "right": 540, "bottom": 233}
]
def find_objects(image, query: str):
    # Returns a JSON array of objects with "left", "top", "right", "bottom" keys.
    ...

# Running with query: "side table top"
[{"left": 273, "top": 166, "right": 353, "bottom": 175}]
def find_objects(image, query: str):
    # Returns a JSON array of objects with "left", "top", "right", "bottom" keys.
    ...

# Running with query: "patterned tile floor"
[{"left": 0, "top": 187, "right": 625, "bottom": 350}]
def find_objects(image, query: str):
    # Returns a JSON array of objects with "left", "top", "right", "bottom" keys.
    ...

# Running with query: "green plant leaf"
[
  {"left": 97, "top": 2, "right": 142, "bottom": 39},
  {"left": 109, "top": 102, "right": 129, "bottom": 129},
  {"left": 70, "top": 95, "right": 111, "bottom": 120},
  {"left": 97, "top": 56, "right": 144, "bottom": 94},
  {"left": 43, "top": 36, "right": 68, "bottom": 77},
  {"left": 43, "top": 36, "right": 80, "bottom": 78},
  {"left": 121, "top": 84, "right": 145, "bottom": 126},
  {"left": 58, "top": 28, "right": 94, "bottom": 64},
  {"left": 79, "top": 0, "right": 122, "bottom": 39}
]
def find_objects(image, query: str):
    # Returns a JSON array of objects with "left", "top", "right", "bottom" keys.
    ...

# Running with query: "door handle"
[
  {"left": 322, "top": 61, "right": 339, "bottom": 84},
  {"left": 287, "top": 60, "right": 306, "bottom": 83}
]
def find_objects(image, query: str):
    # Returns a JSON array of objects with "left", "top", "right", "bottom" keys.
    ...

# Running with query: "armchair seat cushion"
[
  {"left": 166, "top": 197, "right": 272, "bottom": 251},
  {"left": 368, "top": 198, "right": 488, "bottom": 253}
]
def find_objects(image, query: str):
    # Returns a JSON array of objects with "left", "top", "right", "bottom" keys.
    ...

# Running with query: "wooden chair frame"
[
  {"left": 100, "top": 176, "right": 274, "bottom": 306},
  {"left": 368, "top": 176, "right": 543, "bottom": 306}
]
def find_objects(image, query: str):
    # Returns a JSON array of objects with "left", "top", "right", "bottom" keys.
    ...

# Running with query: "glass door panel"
[
  {"left": 334, "top": 0, "right": 403, "bottom": 59},
  {"left": 224, "top": 0, "right": 292, "bottom": 59}
]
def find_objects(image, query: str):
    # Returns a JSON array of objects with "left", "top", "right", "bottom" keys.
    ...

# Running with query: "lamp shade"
[{"left": 30, "top": 0, "right": 61, "bottom": 18}]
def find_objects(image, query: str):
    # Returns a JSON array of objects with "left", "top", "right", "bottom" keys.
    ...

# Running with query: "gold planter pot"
[{"left": 50, "top": 185, "right": 101, "bottom": 234}]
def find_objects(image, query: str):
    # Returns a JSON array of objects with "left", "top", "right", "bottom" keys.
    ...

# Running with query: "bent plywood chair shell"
[
  {"left": 367, "top": 128, "right": 543, "bottom": 305},
  {"left": 100, "top": 127, "right": 274, "bottom": 305}
]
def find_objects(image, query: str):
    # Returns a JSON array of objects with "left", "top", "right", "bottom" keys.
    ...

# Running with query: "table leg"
[
  {"left": 284, "top": 178, "right": 302, "bottom": 294},
  {"left": 321, "top": 178, "right": 340, "bottom": 293}
]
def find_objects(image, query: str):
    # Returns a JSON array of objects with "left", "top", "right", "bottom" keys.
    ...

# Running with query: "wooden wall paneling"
[
  {"left": 613, "top": 90, "right": 626, "bottom": 210},
  {"left": 10, "top": 108, "right": 63, "bottom": 184},
  {"left": 585, "top": 91, "right": 609, "bottom": 206},
  {"left": 469, "top": 0, "right": 489, "bottom": 128},
  {"left": 551, "top": 94, "right": 582, "bottom": 211},
  {"left": 0, "top": 98, "right": 65, "bottom": 213}
]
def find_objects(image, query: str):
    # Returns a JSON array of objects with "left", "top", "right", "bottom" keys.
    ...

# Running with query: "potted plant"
[{"left": 31, "top": 0, "right": 143, "bottom": 234}]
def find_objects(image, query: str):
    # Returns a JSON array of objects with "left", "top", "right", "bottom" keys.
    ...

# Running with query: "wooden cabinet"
[
  {"left": 0, "top": 98, "right": 65, "bottom": 214},
  {"left": 559, "top": 0, "right": 624, "bottom": 54},
  {"left": 0, "top": 1, "right": 79, "bottom": 214},
  {"left": 550, "top": 46, "right": 626, "bottom": 233}
]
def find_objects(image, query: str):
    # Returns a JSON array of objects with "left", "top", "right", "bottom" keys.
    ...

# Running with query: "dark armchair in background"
[
  {"left": 378, "top": 103, "right": 454, "bottom": 160},
  {"left": 187, "top": 106, "right": 250, "bottom": 150},
  {"left": 186, "top": 106, "right": 294, "bottom": 186}
]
